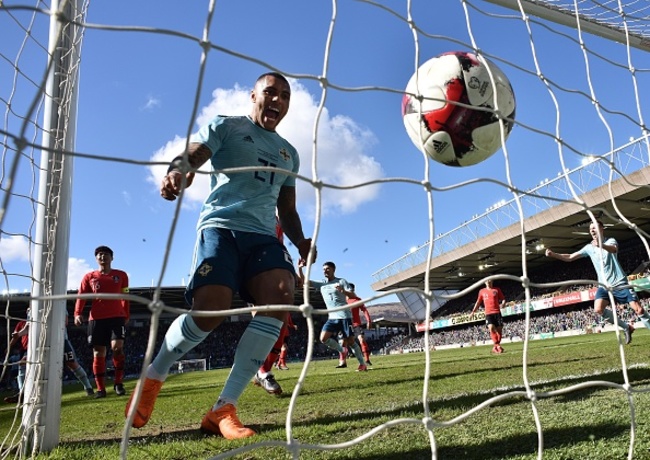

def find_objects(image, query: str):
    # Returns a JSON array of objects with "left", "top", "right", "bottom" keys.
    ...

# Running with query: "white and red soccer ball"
[{"left": 402, "top": 51, "right": 516, "bottom": 167}]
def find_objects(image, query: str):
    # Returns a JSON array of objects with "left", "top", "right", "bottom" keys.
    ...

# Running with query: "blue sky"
[{"left": 1, "top": 1, "right": 649, "bottom": 304}]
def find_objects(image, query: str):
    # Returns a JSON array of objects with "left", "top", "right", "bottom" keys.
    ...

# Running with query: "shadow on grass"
[
  {"left": 346, "top": 422, "right": 632, "bottom": 460},
  {"left": 53, "top": 419, "right": 632, "bottom": 460}
]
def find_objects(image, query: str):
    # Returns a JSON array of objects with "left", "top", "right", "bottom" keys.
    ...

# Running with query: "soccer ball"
[{"left": 402, "top": 51, "right": 516, "bottom": 167}]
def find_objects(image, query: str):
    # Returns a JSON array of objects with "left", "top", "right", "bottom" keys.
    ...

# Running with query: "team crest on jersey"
[
  {"left": 198, "top": 262, "right": 213, "bottom": 277},
  {"left": 279, "top": 148, "right": 290, "bottom": 161}
]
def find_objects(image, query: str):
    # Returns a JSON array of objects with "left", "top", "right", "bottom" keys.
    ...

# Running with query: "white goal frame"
[
  {"left": 1, "top": 0, "right": 650, "bottom": 459},
  {"left": 170, "top": 358, "right": 207, "bottom": 374}
]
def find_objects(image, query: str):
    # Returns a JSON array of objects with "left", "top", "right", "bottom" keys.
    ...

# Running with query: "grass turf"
[{"left": 2, "top": 331, "right": 650, "bottom": 459}]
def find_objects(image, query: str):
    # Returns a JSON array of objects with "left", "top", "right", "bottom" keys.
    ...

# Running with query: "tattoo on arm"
[{"left": 168, "top": 143, "right": 212, "bottom": 173}]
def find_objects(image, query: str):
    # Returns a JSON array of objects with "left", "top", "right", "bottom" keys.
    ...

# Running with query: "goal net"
[{"left": 1, "top": 0, "right": 649, "bottom": 459}]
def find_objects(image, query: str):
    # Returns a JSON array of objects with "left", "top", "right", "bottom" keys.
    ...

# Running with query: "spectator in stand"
[
  {"left": 546, "top": 219, "right": 650, "bottom": 344},
  {"left": 345, "top": 283, "right": 373, "bottom": 366},
  {"left": 470, "top": 279, "right": 506, "bottom": 353},
  {"left": 74, "top": 245, "right": 130, "bottom": 398}
]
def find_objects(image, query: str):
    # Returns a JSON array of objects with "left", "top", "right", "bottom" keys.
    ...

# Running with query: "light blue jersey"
[
  {"left": 578, "top": 238, "right": 627, "bottom": 287},
  {"left": 311, "top": 277, "right": 352, "bottom": 319},
  {"left": 190, "top": 115, "right": 299, "bottom": 236}
]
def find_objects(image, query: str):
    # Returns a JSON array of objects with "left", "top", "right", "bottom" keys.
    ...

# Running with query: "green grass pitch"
[{"left": 2, "top": 331, "right": 650, "bottom": 459}]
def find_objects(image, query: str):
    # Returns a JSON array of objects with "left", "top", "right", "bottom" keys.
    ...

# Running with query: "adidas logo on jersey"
[{"left": 242, "top": 135, "right": 254, "bottom": 143}]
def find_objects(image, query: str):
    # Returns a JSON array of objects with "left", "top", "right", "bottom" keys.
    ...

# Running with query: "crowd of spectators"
[
  {"left": 3, "top": 238, "right": 649, "bottom": 389},
  {"left": 389, "top": 306, "right": 639, "bottom": 353}
]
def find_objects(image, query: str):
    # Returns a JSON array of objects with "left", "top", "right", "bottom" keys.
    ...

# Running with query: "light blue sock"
[
  {"left": 73, "top": 366, "right": 92, "bottom": 390},
  {"left": 350, "top": 341, "right": 365, "bottom": 365},
  {"left": 216, "top": 316, "right": 282, "bottom": 407},
  {"left": 637, "top": 311, "right": 650, "bottom": 330},
  {"left": 601, "top": 309, "right": 629, "bottom": 331},
  {"left": 17, "top": 364, "right": 25, "bottom": 391},
  {"left": 324, "top": 337, "right": 343, "bottom": 353},
  {"left": 149, "top": 314, "right": 210, "bottom": 381}
]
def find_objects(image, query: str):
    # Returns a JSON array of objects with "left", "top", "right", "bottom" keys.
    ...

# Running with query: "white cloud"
[
  {"left": 67, "top": 257, "right": 93, "bottom": 290},
  {"left": 146, "top": 79, "right": 384, "bottom": 216},
  {"left": 0, "top": 235, "right": 30, "bottom": 262},
  {"left": 142, "top": 95, "right": 161, "bottom": 111}
]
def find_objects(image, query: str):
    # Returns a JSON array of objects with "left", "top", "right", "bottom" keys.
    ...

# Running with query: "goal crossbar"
[{"left": 487, "top": 0, "right": 650, "bottom": 51}]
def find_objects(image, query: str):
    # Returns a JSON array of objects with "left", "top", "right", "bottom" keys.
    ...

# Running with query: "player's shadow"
[
  {"left": 51, "top": 421, "right": 633, "bottom": 460},
  {"left": 366, "top": 422, "right": 633, "bottom": 460}
]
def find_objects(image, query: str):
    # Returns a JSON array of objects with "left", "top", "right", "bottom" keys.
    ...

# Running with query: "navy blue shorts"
[
  {"left": 186, "top": 227, "right": 295, "bottom": 305},
  {"left": 322, "top": 318, "right": 353, "bottom": 339},
  {"left": 595, "top": 285, "right": 639, "bottom": 304}
]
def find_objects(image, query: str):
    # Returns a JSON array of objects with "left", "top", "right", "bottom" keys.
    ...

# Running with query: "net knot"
[{"left": 299, "top": 303, "right": 314, "bottom": 319}]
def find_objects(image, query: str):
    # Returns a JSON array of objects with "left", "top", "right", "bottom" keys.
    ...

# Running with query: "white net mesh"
[{"left": 1, "top": 0, "right": 650, "bottom": 459}]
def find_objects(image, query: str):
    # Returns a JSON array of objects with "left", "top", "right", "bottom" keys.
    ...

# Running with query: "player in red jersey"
[
  {"left": 74, "top": 245, "right": 130, "bottom": 398},
  {"left": 346, "top": 284, "right": 373, "bottom": 366},
  {"left": 252, "top": 215, "right": 299, "bottom": 395},
  {"left": 3, "top": 318, "right": 29, "bottom": 403},
  {"left": 470, "top": 279, "right": 506, "bottom": 353},
  {"left": 3, "top": 310, "right": 95, "bottom": 402},
  {"left": 252, "top": 313, "right": 298, "bottom": 394},
  {"left": 276, "top": 314, "right": 297, "bottom": 370}
]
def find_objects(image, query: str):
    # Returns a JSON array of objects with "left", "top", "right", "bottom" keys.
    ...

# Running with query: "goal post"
[
  {"left": 1, "top": 0, "right": 649, "bottom": 459},
  {"left": 170, "top": 358, "right": 207, "bottom": 374},
  {"left": 19, "top": 0, "right": 87, "bottom": 454}
]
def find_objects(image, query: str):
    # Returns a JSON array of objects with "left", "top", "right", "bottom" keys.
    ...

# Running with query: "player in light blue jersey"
[
  {"left": 298, "top": 260, "right": 367, "bottom": 371},
  {"left": 546, "top": 219, "right": 650, "bottom": 345},
  {"left": 126, "top": 72, "right": 316, "bottom": 440}
]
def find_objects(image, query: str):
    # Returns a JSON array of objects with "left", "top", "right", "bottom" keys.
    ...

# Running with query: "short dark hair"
[
  {"left": 256, "top": 72, "right": 289, "bottom": 88},
  {"left": 349, "top": 283, "right": 356, "bottom": 290},
  {"left": 94, "top": 245, "right": 113, "bottom": 257},
  {"left": 323, "top": 261, "right": 336, "bottom": 271}
]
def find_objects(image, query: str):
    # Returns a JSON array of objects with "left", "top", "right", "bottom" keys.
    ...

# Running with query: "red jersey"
[
  {"left": 347, "top": 295, "right": 371, "bottom": 327},
  {"left": 13, "top": 320, "right": 29, "bottom": 351},
  {"left": 275, "top": 216, "right": 284, "bottom": 244},
  {"left": 74, "top": 269, "right": 130, "bottom": 320},
  {"left": 284, "top": 313, "right": 295, "bottom": 334},
  {"left": 476, "top": 287, "right": 505, "bottom": 315}
]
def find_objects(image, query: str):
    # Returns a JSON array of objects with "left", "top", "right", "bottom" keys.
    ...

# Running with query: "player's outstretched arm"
[
  {"left": 470, "top": 298, "right": 481, "bottom": 317},
  {"left": 296, "top": 261, "right": 306, "bottom": 285},
  {"left": 160, "top": 142, "right": 210, "bottom": 201},
  {"left": 545, "top": 248, "right": 581, "bottom": 262}
]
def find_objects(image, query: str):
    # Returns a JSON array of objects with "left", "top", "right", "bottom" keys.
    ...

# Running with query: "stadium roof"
[{"left": 371, "top": 159, "right": 650, "bottom": 296}]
